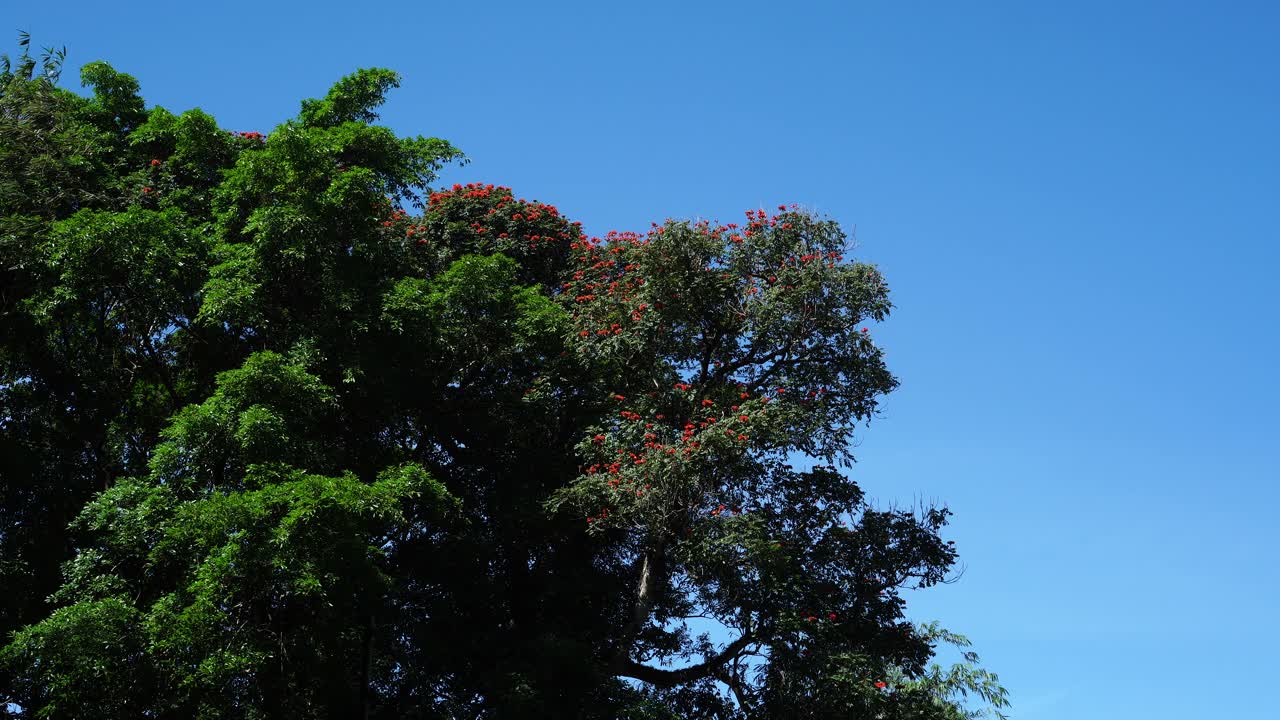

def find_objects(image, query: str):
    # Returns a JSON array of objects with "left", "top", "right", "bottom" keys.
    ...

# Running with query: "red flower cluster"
[
  {"left": 681, "top": 423, "right": 697, "bottom": 443},
  {"left": 421, "top": 182, "right": 577, "bottom": 264}
]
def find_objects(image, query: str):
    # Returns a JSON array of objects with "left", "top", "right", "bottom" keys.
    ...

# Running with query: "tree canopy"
[{"left": 0, "top": 36, "right": 1008, "bottom": 719}]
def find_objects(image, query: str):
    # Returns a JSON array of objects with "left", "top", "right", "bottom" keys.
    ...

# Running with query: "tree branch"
[
  {"left": 611, "top": 538, "right": 666, "bottom": 670},
  {"left": 618, "top": 631, "right": 755, "bottom": 688},
  {"left": 714, "top": 663, "right": 757, "bottom": 716}
]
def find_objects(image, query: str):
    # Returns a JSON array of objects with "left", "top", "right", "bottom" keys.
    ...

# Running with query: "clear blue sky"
[{"left": 12, "top": 1, "right": 1280, "bottom": 716}]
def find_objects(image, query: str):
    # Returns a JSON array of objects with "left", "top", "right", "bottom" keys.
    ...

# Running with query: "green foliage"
[
  {"left": 299, "top": 68, "right": 401, "bottom": 127},
  {"left": 79, "top": 61, "right": 146, "bottom": 132},
  {"left": 0, "top": 37, "right": 1007, "bottom": 720},
  {"left": 1, "top": 597, "right": 150, "bottom": 719}
]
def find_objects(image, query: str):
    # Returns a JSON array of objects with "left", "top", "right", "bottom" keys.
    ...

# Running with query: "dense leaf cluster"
[{"left": 0, "top": 37, "right": 1007, "bottom": 719}]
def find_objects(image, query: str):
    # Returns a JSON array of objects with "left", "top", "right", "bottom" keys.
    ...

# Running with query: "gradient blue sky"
[{"left": 12, "top": 2, "right": 1280, "bottom": 716}]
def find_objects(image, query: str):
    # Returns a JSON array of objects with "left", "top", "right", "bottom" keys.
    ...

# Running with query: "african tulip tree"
[{"left": 0, "top": 38, "right": 1007, "bottom": 720}]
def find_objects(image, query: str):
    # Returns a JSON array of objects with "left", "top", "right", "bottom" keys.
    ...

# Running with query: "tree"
[{"left": 0, "top": 38, "right": 1008, "bottom": 719}]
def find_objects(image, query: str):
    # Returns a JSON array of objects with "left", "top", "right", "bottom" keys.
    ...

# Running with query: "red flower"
[
  {"left": 142, "top": 187, "right": 152, "bottom": 193},
  {"left": 701, "top": 399, "right": 714, "bottom": 407},
  {"left": 861, "top": 327, "right": 869, "bottom": 334},
  {"left": 738, "top": 415, "right": 749, "bottom": 422},
  {"left": 149, "top": 159, "right": 161, "bottom": 167},
  {"left": 874, "top": 681, "right": 887, "bottom": 689},
  {"left": 828, "top": 612, "right": 837, "bottom": 621}
]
